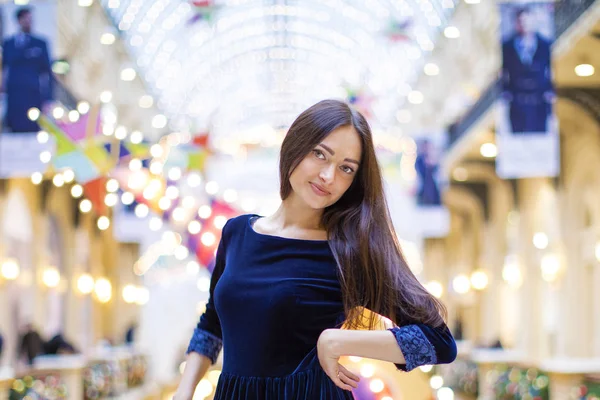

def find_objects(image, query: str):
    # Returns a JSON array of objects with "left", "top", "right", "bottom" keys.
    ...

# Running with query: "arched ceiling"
[{"left": 101, "top": 0, "right": 458, "bottom": 148}]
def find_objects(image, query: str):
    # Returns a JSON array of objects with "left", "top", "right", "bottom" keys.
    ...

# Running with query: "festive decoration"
[
  {"left": 345, "top": 86, "right": 375, "bottom": 120},
  {"left": 83, "top": 177, "right": 108, "bottom": 217},
  {"left": 572, "top": 378, "right": 600, "bottom": 400},
  {"left": 384, "top": 18, "right": 413, "bottom": 42},
  {"left": 9, "top": 373, "right": 68, "bottom": 400},
  {"left": 432, "top": 359, "right": 479, "bottom": 398},
  {"left": 490, "top": 365, "right": 549, "bottom": 400},
  {"left": 188, "top": 0, "right": 221, "bottom": 25}
]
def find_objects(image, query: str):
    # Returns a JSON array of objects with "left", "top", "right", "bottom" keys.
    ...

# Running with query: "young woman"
[{"left": 175, "top": 100, "right": 456, "bottom": 399}]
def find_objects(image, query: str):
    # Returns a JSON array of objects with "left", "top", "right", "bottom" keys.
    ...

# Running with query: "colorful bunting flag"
[
  {"left": 385, "top": 19, "right": 413, "bottom": 42},
  {"left": 83, "top": 177, "right": 107, "bottom": 216}
]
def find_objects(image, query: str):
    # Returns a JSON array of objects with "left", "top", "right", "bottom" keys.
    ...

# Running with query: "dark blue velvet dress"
[{"left": 187, "top": 214, "right": 456, "bottom": 399}]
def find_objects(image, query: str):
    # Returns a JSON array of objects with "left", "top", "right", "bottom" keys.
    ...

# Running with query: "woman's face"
[{"left": 288, "top": 125, "right": 362, "bottom": 210}]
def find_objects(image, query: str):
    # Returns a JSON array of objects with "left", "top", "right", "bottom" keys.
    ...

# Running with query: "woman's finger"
[
  {"left": 334, "top": 369, "right": 355, "bottom": 391},
  {"left": 338, "top": 371, "right": 359, "bottom": 389},
  {"left": 339, "top": 364, "right": 360, "bottom": 383}
]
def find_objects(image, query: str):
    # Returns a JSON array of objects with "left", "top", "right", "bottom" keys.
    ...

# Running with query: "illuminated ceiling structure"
[{"left": 101, "top": 0, "right": 458, "bottom": 149}]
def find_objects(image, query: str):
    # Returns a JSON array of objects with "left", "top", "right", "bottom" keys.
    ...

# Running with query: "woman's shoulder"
[{"left": 222, "top": 214, "right": 256, "bottom": 236}]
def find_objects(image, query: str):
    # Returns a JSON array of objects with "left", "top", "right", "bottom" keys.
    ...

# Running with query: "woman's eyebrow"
[{"left": 318, "top": 144, "right": 360, "bottom": 165}]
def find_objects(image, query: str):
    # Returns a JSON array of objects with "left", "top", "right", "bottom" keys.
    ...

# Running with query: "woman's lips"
[{"left": 310, "top": 182, "right": 330, "bottom": 196}]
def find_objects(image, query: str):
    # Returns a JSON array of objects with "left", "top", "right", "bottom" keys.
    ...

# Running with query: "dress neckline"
[{"left": 247, "top": 215, "right": 329, "bottom": 244}]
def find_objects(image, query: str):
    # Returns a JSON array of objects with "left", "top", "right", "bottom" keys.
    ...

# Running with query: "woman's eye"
[
  {"left": 341, "top": 166, "right": 354, "bottom": 174},
  {"left": 313, "top": 149, "right": 325, "bottom": 159}
]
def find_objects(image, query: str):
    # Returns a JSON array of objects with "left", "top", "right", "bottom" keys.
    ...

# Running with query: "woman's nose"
[{"left": 319, "top": 164, "right": 335, "bottom": 183}]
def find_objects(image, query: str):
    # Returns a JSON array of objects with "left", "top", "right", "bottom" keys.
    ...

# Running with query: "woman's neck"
[{"left": 268, "top": 196, "right": 324, "bottom": 232}]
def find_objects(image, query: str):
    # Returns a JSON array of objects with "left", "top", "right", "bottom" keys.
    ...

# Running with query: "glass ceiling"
[{"left": 101, "top": 0, "right": 457, "bottom": 148}]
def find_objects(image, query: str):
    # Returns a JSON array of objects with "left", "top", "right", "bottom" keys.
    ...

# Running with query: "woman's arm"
[
  {"left": 319, "top": 329, "right": 406, "bottom": 365},
  {"left": 174, "top": 353, "right": 213, "bottom": 400},
  {"left": 317, "top": 320, "right": 456, "bottom": 386}
]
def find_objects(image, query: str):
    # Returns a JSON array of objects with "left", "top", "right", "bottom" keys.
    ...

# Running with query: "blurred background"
[{"left": 0, "top": 0, "right": 599, "bottom": 399}]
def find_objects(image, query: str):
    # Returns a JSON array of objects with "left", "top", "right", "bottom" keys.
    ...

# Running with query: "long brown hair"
[{"left": 280, "top": 99, "right": 447, "bottom": 329}]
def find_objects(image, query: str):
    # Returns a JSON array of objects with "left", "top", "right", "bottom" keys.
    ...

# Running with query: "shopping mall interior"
[{"left": 0, "top": 0, "right": 599, "bottom": 399}]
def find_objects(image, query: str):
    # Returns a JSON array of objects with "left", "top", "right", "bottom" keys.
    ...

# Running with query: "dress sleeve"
[
  {"left": 388, "top": 306, "right": 457, "bottom": 372},
  {"left": 185, "top": 220, "right": 230, "bottom": 364}
]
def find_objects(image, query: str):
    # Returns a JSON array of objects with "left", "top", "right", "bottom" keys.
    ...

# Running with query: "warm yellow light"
[
  {"left": 135, "top": 204, "right": 149, "bottom": 218},
  {"left": 195, "top": 379, "right": 213, "bottom": 398},
  {"left": 77, "top": 274, "right": 95, "bottom": 294},
  {"left": 424, "top": 63, "right": 440, "bottom": 76},
  {"left": 420, "top": 365, "right": 433, "bottom": 373},
  {"left": 207, "top": 370, "right": 221, "bottom": 386},
  {"left": 201, "top": 232, "right": 216, "bottom": 246},
  {"left": 453, "top": 275, "right": 471, "bottom": 294},
  {"left": 52, "top": 107, "right": 64, "bottom": 119},
  {"left": 135, "top": 287, "right": 149, "bottom": 305},
  {"left": 198, "top": 205, "right": 212, "bottom": 219},
  {"left": 348, "top": 356, "right": 362, "bottom": 363},
  {"left": 121, "top": 192, "right": 134, "bottom": 205},
  {"left": 150, "top": 144, "right": 164, "bottom": 158},
  {"left": 430, "top": 375, "right": 444, "bottom": 390},
  {"left": 95, "top": 278, "right": 112, "bottom": 303},
  {"left": 52, "top": 174, "right": 64, "bottom": 187},
  {"left": 425, "top": 280, "right": 444, "bottom": 298},
  {"left": 470, "top": 270, "right": 489, "bottom": 290},
  {"left": 37, "top": 130, "right": 49, "bottom": 144},
  {"left": 186, "top": 261, "right": 200, "bottom": 275},
  {"left": 533, "top": 232, "right": 549, "bottom": 249},
  {"left": 213, "top": 216, "right": 227, "bottom": 229},
  {"left": 369, "top": 379, "right": 384, "bottom": 393},
  {"left": 205, "top": 181, "right": 219, "bottom": 195},
  {"left": 1, "top": 258, "right": 20, "bottom": 280},
  {"left": 31, "top": 172, "right": 43, "bottom": 185},
  {"left": 97, "top": 216, "right": 110, "bottom": 230},
  {"left": 120, "top": 67, "right": 137, "bottom": 81},
  {"left": 166, "top": 186, "right": 180, "bottom": 200},
  {"left": 40, "top": 151, "right": 52, "bottom": 164},
  {"left": 122, "top": 284, "right": 138, "bottom": 303},
  {"left": 68, "top": 110, "right": 80, "bottom": 123},
  {"left": 437, "top": 387, "right": 455, "bottom": 400},
  {"left": 100, "top": 90, "right": 112, "bottom": 103},
  {"left": 188, "top": 221, "right": 202, "bottom": 235},
  {"left": 62, "top": 169, "right": 75, "bottom": 183},
  {"left": 480, "top": 143, "right": 497, "bottom": 158},
  {"left": 28, "top": 107, "right": 40, "bottom": 121},
  {"left": 80, "top": 199, "right": 92, "bottom": 213},
  {"left": 575, "top": 63, "right": 595, "bottom": 77},
  {"left": 100, "top": 32, "right": 115, "bottom": 45},
  {"left": 158, "top": 197, "right": 172, "bottom": 211},
  {"left": 187, "top": 173, "right": 202, "bottom": 187},
  {"left": 168, "top": 167, "right": 182, "bottom": 181},
  {"left": 128, "top": 131, "right": 143, "bottom": 145},
  {"left": 502, "top": 256, "right": 522, "bottom": 288},
  {"left": 104, "top": 193, "right": 118, "bottom": 207},
  {"left": 360, "top": 364, "right": 375, "bottom": 378},
  {"left": 444, "top": 26, "right": 460, "bottom": 39},
  {"left": 129, "top": 158, "right": 142, "bottom": 171},
  {"left": 106, "top": 178, "right": 119, "bottom": 193},
  {"left": 174, "top": 246, "right": 189, "bottom": 261},
  {"left": 197, "top": 277, "right": 211, "bottom": 292},
  {"left": 541, "top": 254, "right": 560, "bottom": 282},
  {"left": 77, "top": 101, "right": 90, "bottom": 114},
  {"left": 43, "top": 267, "right": 61, "bottom": 288}
]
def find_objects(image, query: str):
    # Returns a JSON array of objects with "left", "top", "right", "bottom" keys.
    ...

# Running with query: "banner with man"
[
  {"left": 1, "top": 1, "right": 57, "bottom": 134},
  {"left": 496, "top": 2, "right": 559, "bottom": 178}
]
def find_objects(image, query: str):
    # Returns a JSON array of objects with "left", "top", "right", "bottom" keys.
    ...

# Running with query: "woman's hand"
[{"left": 317, "top": 329, "right": 360, "bottom": 391}]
